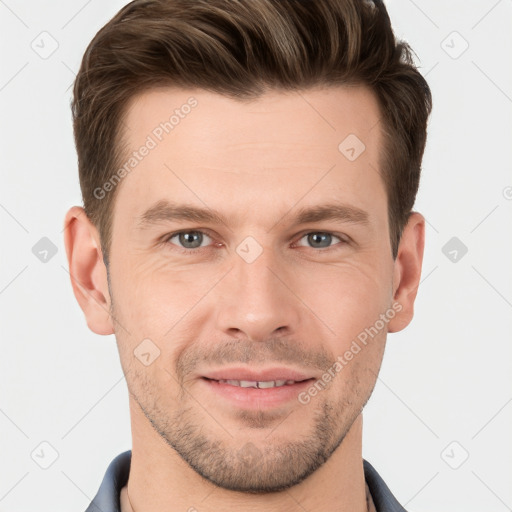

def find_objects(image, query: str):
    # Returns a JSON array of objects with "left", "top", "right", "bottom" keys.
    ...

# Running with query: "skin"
[{"left": 64, "top": 86, "right": 424, "bottom": 512}]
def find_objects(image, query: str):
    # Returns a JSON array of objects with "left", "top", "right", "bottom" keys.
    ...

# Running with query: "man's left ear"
[{"left": 387, "top": 212, "right": 425, "bottom": 333}]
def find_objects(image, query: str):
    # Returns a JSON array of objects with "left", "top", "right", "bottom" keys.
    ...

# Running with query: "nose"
[{"left": 214, "top": 243, "right": 302, "bottom": 342}]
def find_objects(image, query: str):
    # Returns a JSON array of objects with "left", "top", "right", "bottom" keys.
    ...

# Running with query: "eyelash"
[{"left": 161, "top": 229, "right": 350, "bottom": 254}]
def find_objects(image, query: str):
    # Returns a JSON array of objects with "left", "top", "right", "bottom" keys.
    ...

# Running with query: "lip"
[
  {"left": 199, "top": 367, "right": 316, "bottom": 409},
  {"left": 201, "top": 367, "right": 315, "bottom": 382}
]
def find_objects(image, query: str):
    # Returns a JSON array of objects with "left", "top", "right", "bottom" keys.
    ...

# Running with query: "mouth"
[
  {"left": 202, "top": 377, "right": 313, "bottom": 388},
  {"left": 198, "top": 368, "right": 317, "bottom": 409}
]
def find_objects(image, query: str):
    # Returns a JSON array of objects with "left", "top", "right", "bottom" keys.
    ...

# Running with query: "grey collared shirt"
[{"left": 85, "top": 450, "right": 407, "bottom": 512}]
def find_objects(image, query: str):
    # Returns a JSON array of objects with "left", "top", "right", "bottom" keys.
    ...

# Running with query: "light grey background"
[{"left": 1, "top": 1, "right": 511, "bottom": 511}]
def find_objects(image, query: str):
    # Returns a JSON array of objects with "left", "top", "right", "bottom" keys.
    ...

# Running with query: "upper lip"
[{"left": 201, "top": 367, "right": 315, "bottom": 382}]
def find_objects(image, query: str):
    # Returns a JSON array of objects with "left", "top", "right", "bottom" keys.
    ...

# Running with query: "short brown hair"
[{"left": 72, "top": 0, "right": 432, "bottom": 264}]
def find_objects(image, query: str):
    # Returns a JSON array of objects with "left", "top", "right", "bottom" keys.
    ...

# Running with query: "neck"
[{"left": 124, "top": 400, "right": 368, "bottom": 512}]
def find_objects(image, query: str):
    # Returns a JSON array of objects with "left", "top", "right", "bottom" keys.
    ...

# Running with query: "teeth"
[
  {"left": 217, "top": 379, "right": 298, "bottom": 388},
  {"left": 257, "top": 381, "right": 276, "bottom": 388},
  {"left": 239, "top": 380, "right": 258, "bottom": 388}
]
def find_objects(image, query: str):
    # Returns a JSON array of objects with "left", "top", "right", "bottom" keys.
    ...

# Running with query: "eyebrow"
[{"left": 136, "top": 199, "right": 370, "bottom": 230}]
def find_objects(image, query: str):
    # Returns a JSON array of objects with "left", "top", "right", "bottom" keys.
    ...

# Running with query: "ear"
[
  {"left": 387, "top": 212, "right": 425, "bottom": 333},
  {"left": 63, "top": 206, "right": 114, "bottom": 335}
]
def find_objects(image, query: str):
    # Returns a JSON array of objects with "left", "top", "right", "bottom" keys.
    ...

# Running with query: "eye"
[
  {"left": 294, "top": 232, "right": 346, "bottom": 250},
  {"left": 161, "top": 229, "right": 348, "bottom": 254},
  {"left": 164, "top": 230, "right": 214, "bottom": 251}
]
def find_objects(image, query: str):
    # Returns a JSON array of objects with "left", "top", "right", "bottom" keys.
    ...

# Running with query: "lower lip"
[{"left": 200, "top": 378, "right": 315, "bottom": 409}]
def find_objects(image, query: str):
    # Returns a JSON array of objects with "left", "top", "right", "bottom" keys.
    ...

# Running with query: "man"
[{"left": 64, "top": 0, "right": 432, "bottom": 510}]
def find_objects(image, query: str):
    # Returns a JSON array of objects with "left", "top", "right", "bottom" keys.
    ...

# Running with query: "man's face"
[{"left": 107, "top": 86, "right": 396, "bottom": 492}]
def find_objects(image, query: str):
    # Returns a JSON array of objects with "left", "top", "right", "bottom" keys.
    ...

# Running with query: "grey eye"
[
  {"left": 170, "top": 231, "right": 211, "bottom": 249},
  {"left": 297, "top": 232, "right": 342, "bottom": 249}
]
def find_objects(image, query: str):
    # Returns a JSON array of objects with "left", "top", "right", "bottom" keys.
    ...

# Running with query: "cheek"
[
  {"left": 298, "top": 260, "right": 393, "bottom": 344},
  {"left": 111, "top": 254, "right": 210, "bottom": 333},
  {"left": 111, "top": 241, "right": 393, "bottom": 365},
  {"left": 110, "top": 257, "right": 223, "bottom": 382},
  {"left": 322, "top": 319, "right": 387, "bottom": 409}
]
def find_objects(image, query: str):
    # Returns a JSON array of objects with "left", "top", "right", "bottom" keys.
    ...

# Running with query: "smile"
[{"left": 212, "top": 379, "right": 300, "bottom": 388}]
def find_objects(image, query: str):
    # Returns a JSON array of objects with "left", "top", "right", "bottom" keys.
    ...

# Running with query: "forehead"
[{"left": 113, "top": 86, "right": 385, "bottom": 230}]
